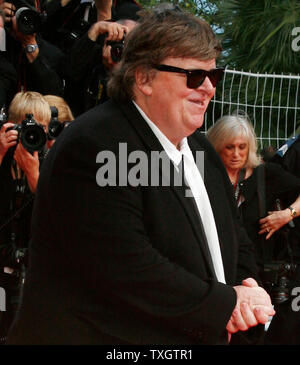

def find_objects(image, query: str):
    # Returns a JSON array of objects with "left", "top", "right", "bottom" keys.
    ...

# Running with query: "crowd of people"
[
  {"left": 0, "top": 1, "right": 299, "bottom": 346},
  {"left": 0, "top": 0, "right": 141, "bottom": 115}
]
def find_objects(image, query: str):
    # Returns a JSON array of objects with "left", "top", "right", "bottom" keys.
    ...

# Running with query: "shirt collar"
[{"left": 132, "top": 101, "right": 184, "bottom": 166}]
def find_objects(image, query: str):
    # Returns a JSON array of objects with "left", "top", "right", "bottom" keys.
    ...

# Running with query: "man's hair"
[
  {"left": 107, "top": 6, "right": 222, "bottom": 102},
  {"left": 206, "top": 114, "right": 261, "bottom": 169}
]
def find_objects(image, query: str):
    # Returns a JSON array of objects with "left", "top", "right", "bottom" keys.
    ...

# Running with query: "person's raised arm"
[
  {"left": 94, "top": 0, "right": 113, "bottom": 21},
  {"left": 259, "top": 193, "right": 300, "bottom": 239},
  {"left": 87, "top": 20, "right": 128, "bottom": 42},
  {"left": 66, "top": 20, "right": 127, "bottom": 80}
]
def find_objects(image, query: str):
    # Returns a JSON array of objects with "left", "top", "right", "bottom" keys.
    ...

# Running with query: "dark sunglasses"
[{"left": 153, "top": 64, "right": 224, "bottom": 88}]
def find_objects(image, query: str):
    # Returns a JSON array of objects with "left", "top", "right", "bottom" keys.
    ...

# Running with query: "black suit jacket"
[{"left": 7, "top": 100, "right": 258, "bottom": 345}]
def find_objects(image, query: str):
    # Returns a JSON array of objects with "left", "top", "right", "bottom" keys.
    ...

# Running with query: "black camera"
[
  {"left": 47, "top": 106, "right": 68, "bottom": 140},
  {"left": 106, "top": 34, "right": 125, "bottom": 63},
  {"left": 271, "top": 263, "right": 297, "bottom": 304},
  {"left": 6, "top": 113, "right": 47, "bottom": 152},
  {"left": 9, "top": 0, "right": 46, "bottom": 35},
  {"left": 263, "top": 262, "right": 297, "bottom": 305}
]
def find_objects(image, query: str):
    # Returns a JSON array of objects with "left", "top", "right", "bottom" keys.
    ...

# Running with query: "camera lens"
[
  {"left": 21, "top": 124, "right": 46, "bottom": 152},
  {"left": 15, "top": 7, "right": 41, "bottom": 35},
  {"left": 18, "top": 115, "right": 47, "bottom": 152},
  {"left": 48, "top": 120, "right": 65, "bottom": 139}
]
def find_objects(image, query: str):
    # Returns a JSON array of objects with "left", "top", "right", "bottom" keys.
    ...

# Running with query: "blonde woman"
[
  {"left": 44, "top": 95, "right": 74, "bottom": 149},
  {"left": 0, "top": 91, "right": 51, "bottom": 191}
]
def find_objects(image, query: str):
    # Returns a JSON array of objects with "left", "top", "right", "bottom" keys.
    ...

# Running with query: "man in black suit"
[{"left": 7, "top": 6, "right": 275, "bottom": 345}]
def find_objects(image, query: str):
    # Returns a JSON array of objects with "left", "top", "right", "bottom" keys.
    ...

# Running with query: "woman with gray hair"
[
  {"left": 207, "top": 114, "right": 300, "bottom": 344},
  {"left": 207, "top": 114, "right": 300, "bottom": 269}
]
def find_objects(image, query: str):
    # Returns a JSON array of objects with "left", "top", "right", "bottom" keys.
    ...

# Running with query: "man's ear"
[{"left": 135, "top": 67, "right": 154, "bottom": 96}]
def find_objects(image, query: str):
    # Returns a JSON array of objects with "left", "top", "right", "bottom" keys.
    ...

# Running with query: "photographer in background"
[
  {"left": 59, "top": 0, "right": 140, "bottom": 115},
  {"left": 0, "top": 91, "right": 50, "bottom": 189},
  {"left": 0, "top": 0, "right": 65, "bottom": 96},
  {"left": 0, "top": 91, "right": 50, "bottom": 344},
  {"left": 66, "top": 15, "right": 138, "bottom": 115},
  {"left": 43, "top": 0, "right": 141, "bottom": 51},
  {"left": 85, "top": 18, "right": 137, "bottom": 111},
  {"left": 44, "top": 94, "right": 74, "bottom": 149}
]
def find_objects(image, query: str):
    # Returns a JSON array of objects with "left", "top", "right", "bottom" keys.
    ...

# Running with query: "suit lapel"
[
  {"left": 118, "top": 101, "right": 218, "bottom": 279},
  {"left": 204, "top": 162, "right": 235, "bottom": 283},
  {"left": 171, "top": 164, "right": 218, "bottom": 280},
  {"left": 188, "top": 133, "right": 236, "bottom": 283}
]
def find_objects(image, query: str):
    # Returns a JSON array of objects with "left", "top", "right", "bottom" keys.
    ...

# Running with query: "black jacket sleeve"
[
  {"left": 26, "top": 37, "right": 65, "bottom": 96},
  {"left": 64, "top": 32, "right": 104, "bottom": 81}
]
